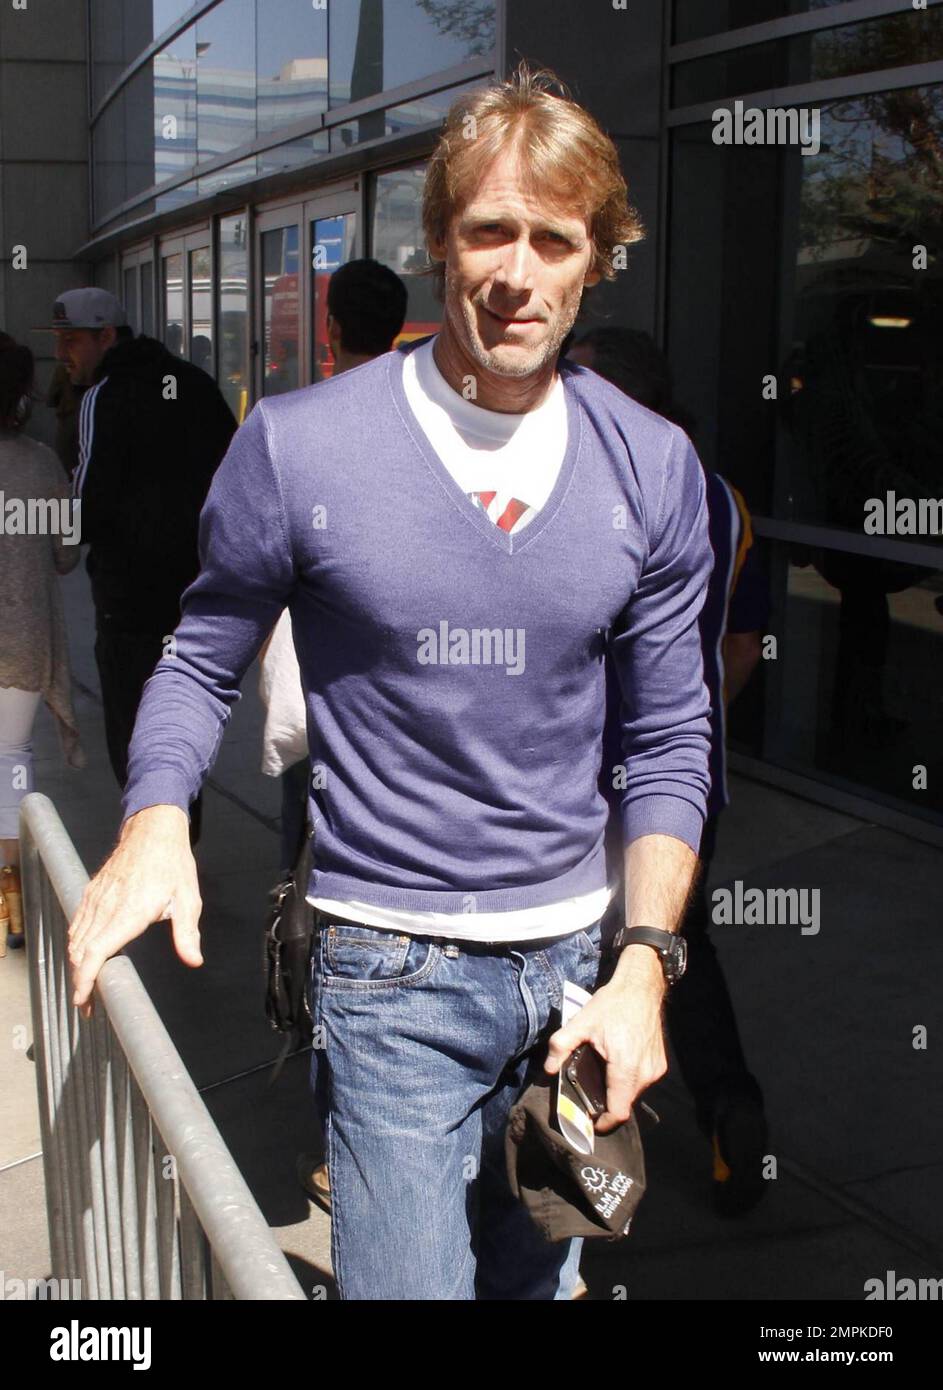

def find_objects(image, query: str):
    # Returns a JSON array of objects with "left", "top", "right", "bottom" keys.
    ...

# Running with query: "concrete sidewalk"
[{"left": 2, "top": 567, "right": 941, "bottom": 1300}]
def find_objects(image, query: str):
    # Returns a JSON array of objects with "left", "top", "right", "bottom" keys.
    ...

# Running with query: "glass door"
[
  {"left": 255, "top": 184, "right": 361, "bottom": 400},
  {"left": 256, "top": 206, "right": 302, "bottom": 398},
  {"left": 306, "top": 193, "right": 359, "bottom": 382},
  {"left": 120, "top": 245, "right": 155, "bottom": 337},
  {"left": 159, "top": 228, "right": 212, "bottom": 367}
]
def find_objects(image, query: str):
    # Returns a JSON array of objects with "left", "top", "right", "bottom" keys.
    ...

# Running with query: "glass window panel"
[
  {"left": 197, "top": 0, "right": 257, "bottom": 162},
  {"left": 372, "top": 165, "right": 443, "bottom": 342},
  {"left": 260, "top": 129, "right": 330, "bottom": 177},
  {"left": 125, "top": 64, "right": 157, "bottom": 203},
  {"left": 162, "top": 250, "right": 185, "bottom": 356},
  {"left": 123, "top": 266, "right": 139, "bottom": 332},
  {"left": 311, "top": 214, "right": 358, "bottom": 381},
  {"left": 154, "top": 26, "right": 198, "bottom": 185},
  {"left": 95, "top": 62, "right": 161, "bottom": 221},
  {"left": 189, "top": 247, "right": 213, "bottom": 370},
  {"left": 153, "top": 1, "right": 196, "bottom": 36},
  {"left": 91, "top": 2, "right": 199, "bottom": 108},
  {"left": 329, "top": 78, "right": 484, "bottom": 150},
  {"left": 756, "top": 552, "right": 943, "bottom": 818},
  {"left": 257, "top": 0, "right": 328, "bottom": 136},
  {"left": 219, "top": 214, "right": 250, "bottom": 423},
  {"left": 667, "top": 85, "right": 943, "bottom": 537},
  {"left": 198, "top": 156, "right": 259, "bottom": 196},
  {"left": 383, "top": 77, "right": 484, "bottom": 133},
  {"left": 673, "top": 9, "right": 943, "bottom": 106},
  {"left": 674, "top": 0, "right": 858, "bottom": 46},
  {"left": 155, "top": 179, "right": 201, "bottom": 214},
  {"left": 142, "top": 263, "right": 155, "bottom": 337},
  {"left": 262, "top": 225, "right": 301, "bottom": 396},
  {"left": 329, "top": 0, "right": 495, "bottom": 109}
]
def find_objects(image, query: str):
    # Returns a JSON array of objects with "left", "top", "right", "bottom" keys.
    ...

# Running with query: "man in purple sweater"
[{"left": 69, "top": 66, "right": 713, "bottom": 1300}]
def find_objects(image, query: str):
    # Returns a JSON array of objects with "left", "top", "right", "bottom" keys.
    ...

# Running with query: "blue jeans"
[{"left": 309, "top": 915, "right": 607, "bottom": 1300}]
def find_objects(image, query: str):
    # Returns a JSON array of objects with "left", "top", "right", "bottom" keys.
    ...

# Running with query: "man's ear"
[
  {"left": 428, "top": 230, "right": 447, "bottom": 265},
  {"left": 100, "top": 325, "right": 119, "bottom": 352},
  {"left": 583, "top": 263, "right": 603, "bottom": 290}
]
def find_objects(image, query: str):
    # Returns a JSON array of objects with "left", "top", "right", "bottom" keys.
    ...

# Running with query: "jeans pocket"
[
  {"left": 320, "top": 922, "right": 439, "bottom": 990},
  {"left": 576, "top": 921, "right": 603, "bottom": 960}
]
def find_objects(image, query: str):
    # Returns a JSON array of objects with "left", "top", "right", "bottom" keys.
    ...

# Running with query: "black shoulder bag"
[{"left": 264, "top": 832, "right": 315, "bottom": 1049}]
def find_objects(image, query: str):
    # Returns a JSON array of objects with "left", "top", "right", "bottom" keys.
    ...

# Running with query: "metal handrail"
[{"left": 20, "top": 792, "right": 307, "bottom": 1301}]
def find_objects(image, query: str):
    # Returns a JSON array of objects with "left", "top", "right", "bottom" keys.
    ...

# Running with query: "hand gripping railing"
[{"left": 20, "top": 793, "right": 307, "bottom": 1301}]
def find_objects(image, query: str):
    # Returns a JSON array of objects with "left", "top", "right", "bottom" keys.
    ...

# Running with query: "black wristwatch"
[{"left": 611, "top": 925, "right": 687, "bottom": 986}]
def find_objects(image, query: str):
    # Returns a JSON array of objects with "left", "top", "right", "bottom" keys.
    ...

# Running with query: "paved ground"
[{"left": 2, "top": 567, "right": 941, "bottom": 1300}]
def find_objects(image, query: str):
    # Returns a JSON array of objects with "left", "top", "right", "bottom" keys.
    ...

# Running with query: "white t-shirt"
[{"left": 264, "top": 337, "right": 615, "bottom": 941}]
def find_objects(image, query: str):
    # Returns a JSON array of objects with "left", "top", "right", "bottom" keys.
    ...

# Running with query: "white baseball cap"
[{"left": 38, "top": 288, "right": 129, "bottom": 331}]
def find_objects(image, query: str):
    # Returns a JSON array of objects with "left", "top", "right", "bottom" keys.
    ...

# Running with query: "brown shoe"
[
  {"left": 0, "top": 866, "right": 23, "bottom": 946},
  {"left": 296, "top": 1153, "right": 331, "bottom": 1214}
]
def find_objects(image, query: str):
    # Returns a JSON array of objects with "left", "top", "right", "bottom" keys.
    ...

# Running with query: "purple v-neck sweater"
[{"left": 123, "top": 341, "right": 713, "bottom": 912}]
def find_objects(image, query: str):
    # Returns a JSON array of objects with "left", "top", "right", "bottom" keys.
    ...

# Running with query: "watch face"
[{"left": 671, "top": 934, "right": 688, "bottom": 981}]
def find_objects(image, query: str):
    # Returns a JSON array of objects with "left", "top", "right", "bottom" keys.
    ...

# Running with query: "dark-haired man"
[
  {"left": 325, "top": 257, "right": 409, "bottom": 371},
  {"left": 45, "top": 289, "right": 236, "bottom": 842}
]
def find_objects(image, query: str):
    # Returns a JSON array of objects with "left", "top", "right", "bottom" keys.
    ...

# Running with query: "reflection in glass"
[
  {"left": 162, "top": 252, "right": 185, "bottom": 356},
  {"left": 674, "top": 0, "right": 856, "bottom": 46},
  {"left": 123, "top": 266, "right": 139, "bottom": 333},
  {"left": 668, "top": 82, "right": 943, "bottom": 530},
  {"left": 142, "top": 264, "right": 155, "bottom": 337},
  {"left": 94, "top": 65, "right": 156, "bottom": 220},
  {"left": 770, "top": 556, "right": 943, "bottom": 816},
  {"left": 260, "top": 130, "right": 330, "bottom": 177},
  {"left": 258, "top": 0, "right": 328, "bottom": 135},
  {"left": 329, "top": 0, "right": 495, "bottom": 110},
  {"left": 91, "top": 0, "right": 193, "bottom": 108},
  {"left": 155, "top": 179, "right": 201, "bottom": 214},
  {"left": 673, "top": 9, "right": 943, "bottom": 106},
  {"left": 782, "top": 86, "right": 943, "bottom": 541},
  {"left": 262, "top": 226, "right": 301, "bottom": 396},
  {"left": 197, "top": 0, "right": 257, "bottom": 163},
  {"left": 311, "top": 215, "right": 358, "bottom": 381},
  {"left": 373, "top": 165, "right": 443, "bottom": 342},
  {"left": 219, "top": 214, "right": 250, "bottom": 423},
  {"left": 189, "top": 247, "right": 213, "bottom": 371},
  {"left": 328, "top": 78, "right": 483, "bottom": 151},
  {"left": 153, "top": 25, "right": 197, "bottom": 185},
  {"left": 198, "top": 157, "right": 259, "bottom": 196}
]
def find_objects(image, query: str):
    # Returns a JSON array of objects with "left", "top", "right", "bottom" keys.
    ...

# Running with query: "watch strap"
[{"left": 611, "top": 925, "right": 677, "bottom": 956}]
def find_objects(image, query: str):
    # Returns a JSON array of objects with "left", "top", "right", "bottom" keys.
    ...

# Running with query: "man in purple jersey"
[{"left": 69, "top": 67, "right": 713, "bottom": 1300}]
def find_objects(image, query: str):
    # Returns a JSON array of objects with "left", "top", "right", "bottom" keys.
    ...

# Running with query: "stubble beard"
[{"left": 445, "top": 270, "right": 582, "bottom": 381}]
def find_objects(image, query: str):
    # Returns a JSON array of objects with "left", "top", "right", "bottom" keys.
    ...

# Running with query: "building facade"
[{"left": 2, "top": 0, "right": 941, "bottom": 838}]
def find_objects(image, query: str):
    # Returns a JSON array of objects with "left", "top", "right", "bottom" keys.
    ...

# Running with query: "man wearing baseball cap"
[{"left": 41, "top": 288, "right": 236, "bottom": 843}]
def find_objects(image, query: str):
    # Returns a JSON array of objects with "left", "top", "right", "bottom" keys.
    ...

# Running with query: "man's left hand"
[{"left": 544, "top": 945, "right": 667, "bottom": 1134}]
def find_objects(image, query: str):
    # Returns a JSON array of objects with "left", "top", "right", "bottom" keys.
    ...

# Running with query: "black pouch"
[{"left": 264, "top": 833, "right": 314, "bottom": 1044}]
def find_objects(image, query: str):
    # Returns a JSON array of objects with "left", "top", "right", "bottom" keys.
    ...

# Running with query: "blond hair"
[{"left": 422, "top": 64, "right": 643, "bottom": 289}]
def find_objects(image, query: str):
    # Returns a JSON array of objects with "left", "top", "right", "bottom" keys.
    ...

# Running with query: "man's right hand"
[{"left": 68, "top": 805, "right": 203, "bottom": 1018}]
